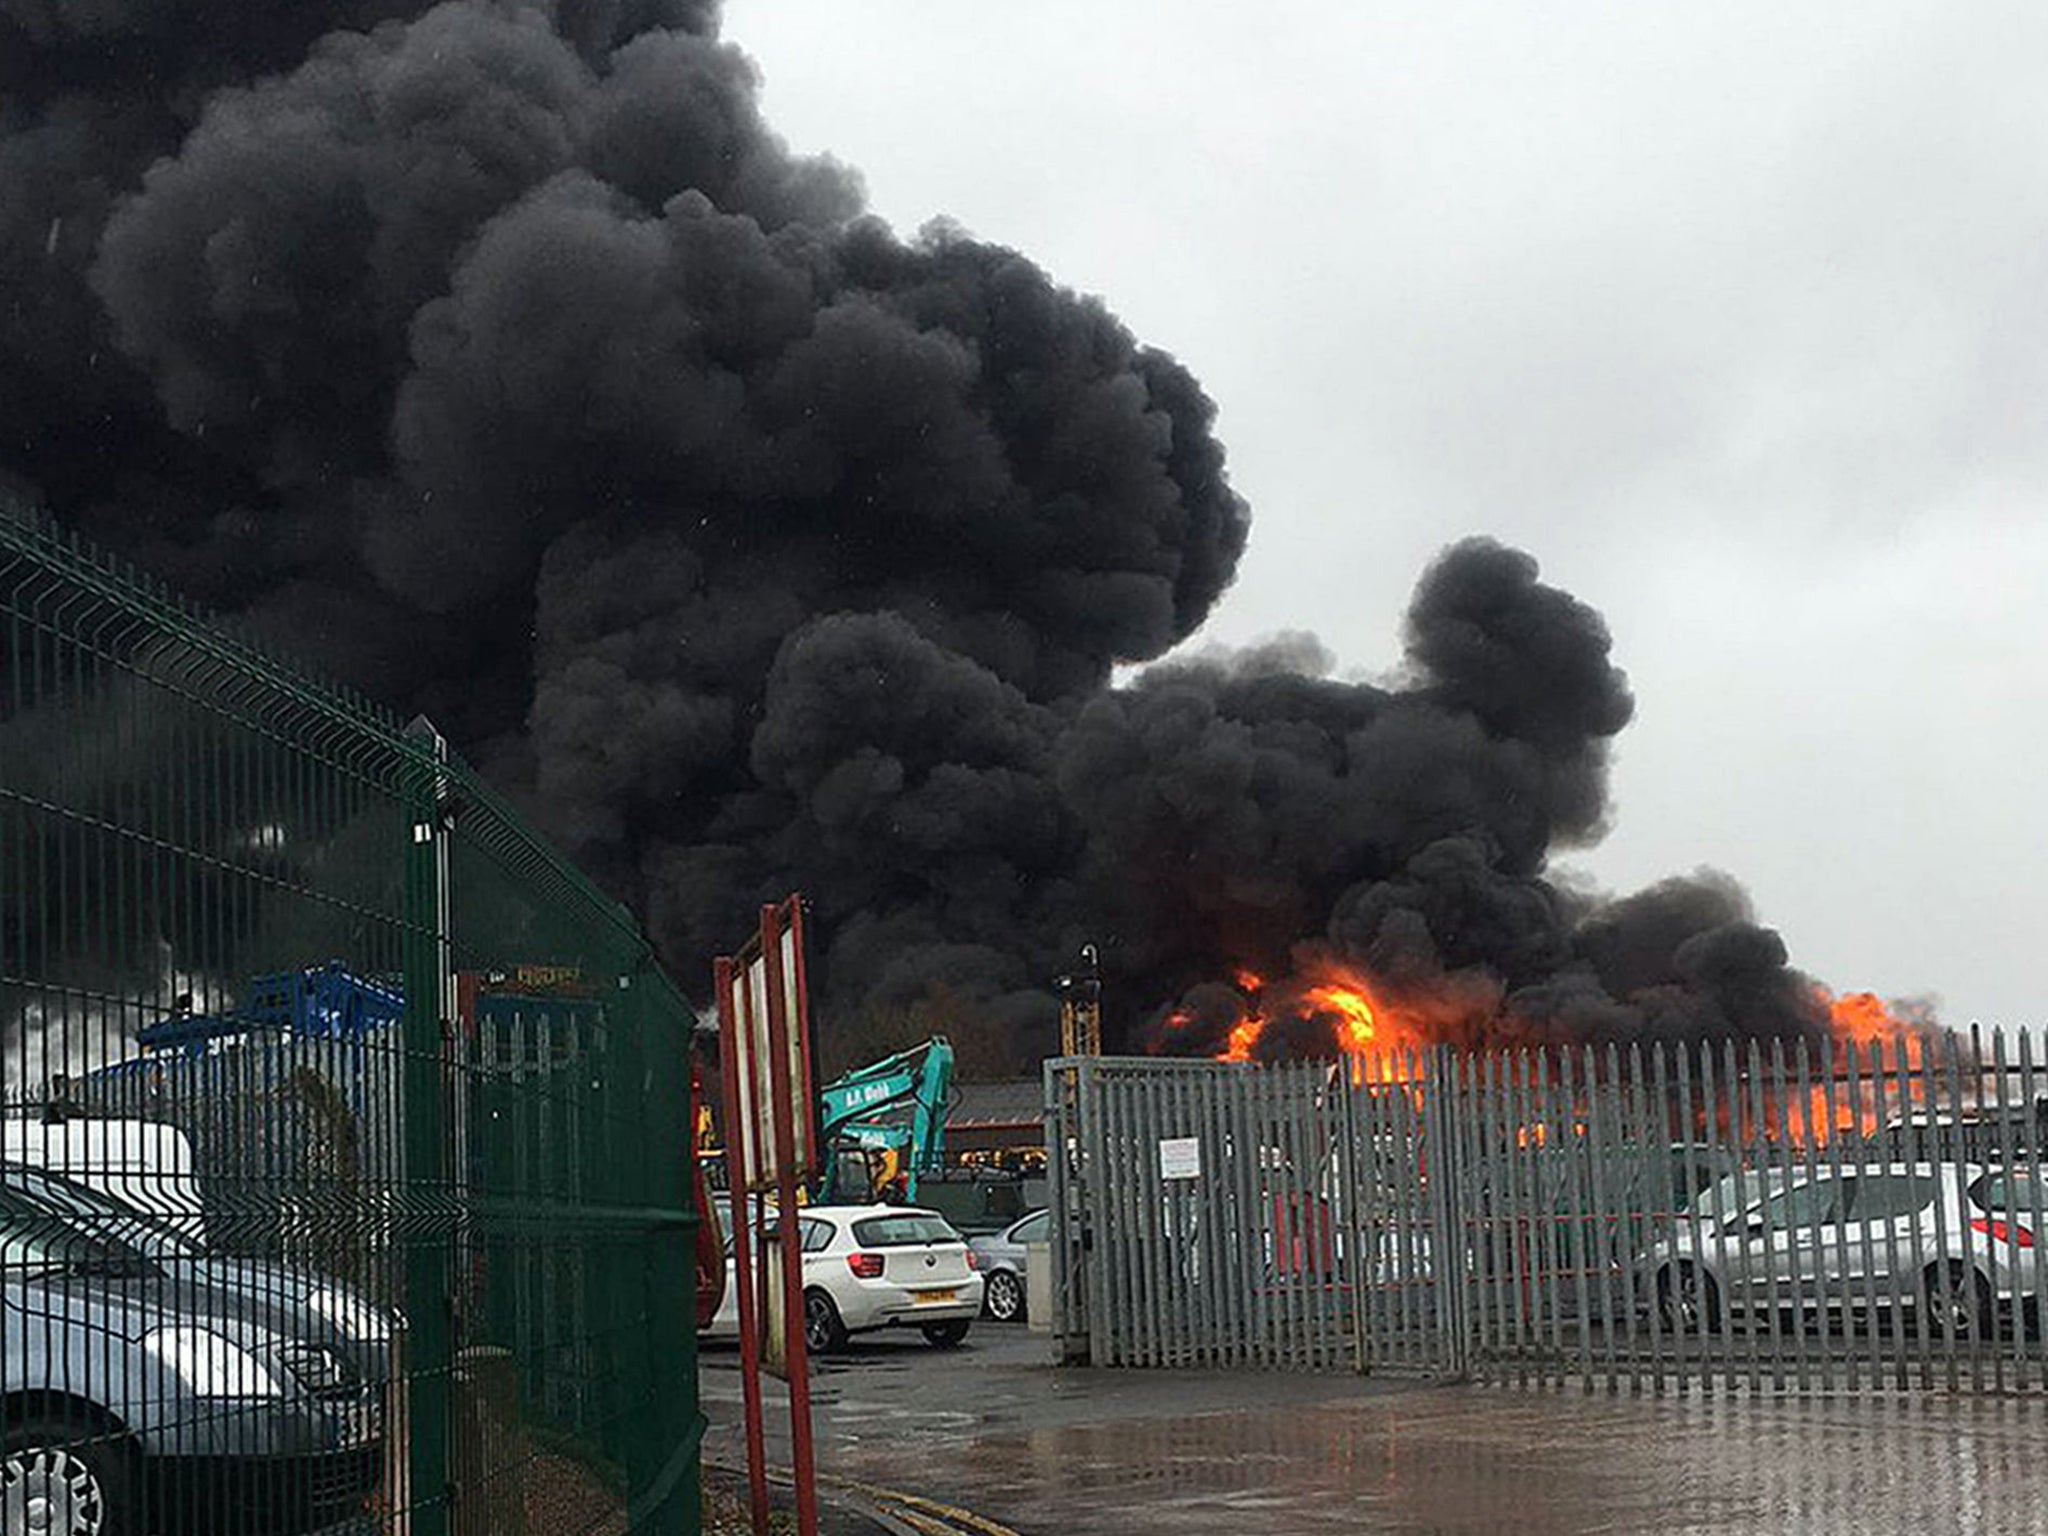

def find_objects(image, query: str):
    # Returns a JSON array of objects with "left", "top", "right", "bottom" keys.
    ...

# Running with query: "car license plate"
[{"left": 915, "top": 1289, "right": 958, "bottom": 1305}]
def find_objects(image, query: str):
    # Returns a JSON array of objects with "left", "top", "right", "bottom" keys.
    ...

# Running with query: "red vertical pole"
[
  {"left": 715, "top": 956, "right": 771, "bottom": 1536},
  {"left": 785, "top": 899, "right": 817, "bottom": 1157},
  {"left": 760, "top": 902, "right": 821, "bottom": 1536}
]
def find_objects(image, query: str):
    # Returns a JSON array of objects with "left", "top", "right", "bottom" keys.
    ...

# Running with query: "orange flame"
[
  {"left": 1815, "top": 986, "right": 1925, "bottom": 1070},
  {"left": 1796, "top": 1083, "right": 1883, "bottom": 1146},
  {"left": 1218, "top": 1014, "right": 1264, "bottom": 1064},
  {"left": 1302, "top": 982, "right": 1386, "bottom": 1085},
  {"left": 1209, "top": 965, "right": 1429, "bottom": 1083},
  {"left": 1305, "top": 984, "right": 1374, "bottom": 1048},
  {"left": 1192, "top": 967, "right": 1934, "bottom": 1149}
]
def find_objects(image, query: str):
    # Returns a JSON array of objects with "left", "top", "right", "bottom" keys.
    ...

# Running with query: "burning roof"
[{"left": 1159, "top": 957, "right": 1938, "bottom": 1083}]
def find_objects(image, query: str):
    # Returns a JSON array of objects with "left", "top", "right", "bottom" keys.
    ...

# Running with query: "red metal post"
[
  {"left": 760, "top": 901, "right": 821, "bottom": 1536},
  {"left": 715, "top": 956, "right": 771, "bottom": 1536},
  {"left": 785, "top": 898, "right": 818, "bottom": 1159}
]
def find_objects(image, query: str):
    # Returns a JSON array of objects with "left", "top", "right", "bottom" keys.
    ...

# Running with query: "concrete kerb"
[{"left": 704, "top": 1460, "right": 1021, "bottom": 1536}]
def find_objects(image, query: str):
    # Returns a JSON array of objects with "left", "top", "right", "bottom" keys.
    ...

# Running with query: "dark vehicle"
[
  {"left": 967, "top": 1209, "right": 1048, "bottom": 1322},
  {"left": 1468, "top": 1140, "right": 1745, "bottom": 1289},
  {"left": 1, "top": 1163, "right": 395, "bottom": 1534},
  {"left": 914, "top": 1171, "right": 1045, "bottom": 1238}
]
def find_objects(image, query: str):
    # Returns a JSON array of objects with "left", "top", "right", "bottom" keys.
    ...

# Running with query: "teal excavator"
[{"left": 814, "top": 1036, "right": 955, "bottom": 1205}]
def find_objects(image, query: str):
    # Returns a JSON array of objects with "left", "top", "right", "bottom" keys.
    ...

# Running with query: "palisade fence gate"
[
  {"left": 1046, "top": 1037, "right": 2048, "bottom": 1396},
  {"left": 1, "top": 495, "right": 702, "bottom": 1536}
]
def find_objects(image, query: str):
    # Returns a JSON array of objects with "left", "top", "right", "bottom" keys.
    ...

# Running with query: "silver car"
[
  {"left": 1, "top": 1167, "right": 394, "bottom": 1534},
  {"left": 966, "top": 1209, "right": 1047, "bottom": 1323},
  {"left": 1643, "top": 1161, "right": 2040, "bottom": 1339}
]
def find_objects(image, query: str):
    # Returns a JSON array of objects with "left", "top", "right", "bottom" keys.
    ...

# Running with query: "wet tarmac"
[{"left": 700, "top": 1326, "right": 2048, "bottom": 1535}]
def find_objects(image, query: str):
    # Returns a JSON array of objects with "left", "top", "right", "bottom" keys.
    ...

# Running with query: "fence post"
[
  {"left": 628, "top": 956, "right": 704, "bottom": 1535},
  {"left": 402, "top": 720, "right": 454, "bottom": 1536},
  {"left": 1043, "top": 1057, "right": 1092, "bottom": 1364},
  {"left": 1422, "top": 1048, "right": 1469, "bottom": 1379}
]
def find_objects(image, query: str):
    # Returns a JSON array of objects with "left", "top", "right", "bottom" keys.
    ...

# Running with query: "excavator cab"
[
  {"left": 819, "top": 1140, "right": 912, "bottom": 1204},
  {"left": 821, "top": 1144, "right": 878, "bottom": 1204}
]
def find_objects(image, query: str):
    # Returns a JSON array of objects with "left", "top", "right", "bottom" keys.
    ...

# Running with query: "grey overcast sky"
[{"left": 728, "top": 1, "right": 2047, "bottom": 1030}]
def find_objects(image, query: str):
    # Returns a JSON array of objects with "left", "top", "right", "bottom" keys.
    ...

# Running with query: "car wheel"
[
  {"left": 1922, "top": 1263, "right": 1993, "bottom": 1341},
  {"left": 1, "top": 1418, "right": 133, "bottom": 1536},
  {"left": 1656, "top": 1263, "right": 1721, "bottom": 1335},
  {"left": 921, "top": 1320, "right": 971, "bottom": 1348},
  {"left": 984, "top": 1270, "right": 1026, "bottom": 1324},
  {"left": 803, "top": 1289, "right": 848, "bottom": 1355}
]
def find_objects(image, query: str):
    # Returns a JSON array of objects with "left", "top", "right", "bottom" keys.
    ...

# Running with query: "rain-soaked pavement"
[{"left": 700, "top": 1325, "right": 2048, "bottom": 1535}]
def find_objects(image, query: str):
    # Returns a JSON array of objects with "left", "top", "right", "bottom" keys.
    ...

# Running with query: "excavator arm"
[{"left": 815, "top": 1037, "right": 954, "bottom": 1203}]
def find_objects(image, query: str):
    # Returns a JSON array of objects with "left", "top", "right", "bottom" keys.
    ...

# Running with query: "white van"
[{"left": 0, "top": 1115, "right": 206, "bottom": 1242}]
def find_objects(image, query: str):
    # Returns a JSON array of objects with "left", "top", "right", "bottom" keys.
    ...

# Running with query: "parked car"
[
  {"left": 915, "top": 1172, "right": 1042, "bottom": 1238},
  {"left": 2, "top": 1115, "right": 207, "bottom": 1241},
  {"left": 1641, "top": 1161, "right": 2039, "bottom": 1339},
  {"left": 1, "top": 1160, "right": 399, "bottom": 1391},
  {"left": 702, "top": 1203, "right": 983, "bottom": 1353},
  {"left": 1467, "top": 1140, "right": 1745, "bottom": 1288},
  {"left": 967, "top": 1209, "right": 1048, "bottom": 1322},
  {"left": 0, "top": 1178, "right": 390, "bottom": 1534}
]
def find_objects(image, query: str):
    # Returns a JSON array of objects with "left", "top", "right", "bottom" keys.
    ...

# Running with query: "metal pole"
[
  {"left": 715, "top": 958, "right": 771, "bottom": 1536},
  {"left": 2018, "top": 1033, "right": 2047, "bottom": 1387},
  {"left": 401, "top": 718, "right": 453, "bottom": 1536},
  {"left": 758, "top": 904, "right": 820, "bottom": 1536}
]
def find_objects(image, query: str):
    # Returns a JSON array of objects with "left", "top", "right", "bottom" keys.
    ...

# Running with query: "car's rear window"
[
  {"left": 852, "top": 1214, "right": 959, "bottom": 1248},
  {"left": 1973, "top": 1171, "right": 2046, "bottom": 1214}
]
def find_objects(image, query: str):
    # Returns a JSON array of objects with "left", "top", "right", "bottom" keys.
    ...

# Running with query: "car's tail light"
[
  {"left": 965, "top": 1250, "right": 979, "bottom": 1271},
  {"left": 1970, "top": 1217, "right": 2035, "bottom": 1248},
  {"left": 847, "top": 1252, "right": 885, "bottom": 1279}
]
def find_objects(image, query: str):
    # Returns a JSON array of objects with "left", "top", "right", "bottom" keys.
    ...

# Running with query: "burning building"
[{"left": 1160, "top": 955, "right": 1935, "bottom": 1089}]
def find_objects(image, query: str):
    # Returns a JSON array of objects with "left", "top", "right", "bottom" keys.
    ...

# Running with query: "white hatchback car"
[{"left": 704, "top": 1203, "right": 984, "bottom": 1353}]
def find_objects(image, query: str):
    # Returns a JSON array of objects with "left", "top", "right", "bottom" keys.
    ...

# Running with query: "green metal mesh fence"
[{"left": 0, "top": 495, "right": 701, "bottom": 1535}]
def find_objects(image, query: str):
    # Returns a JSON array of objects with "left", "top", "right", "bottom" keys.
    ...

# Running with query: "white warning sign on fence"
[{"left": 1158, "top": 1136, "right": 1201, "bottom": 1181}]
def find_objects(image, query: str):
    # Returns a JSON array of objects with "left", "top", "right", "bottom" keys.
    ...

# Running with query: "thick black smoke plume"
[{"left": 2, "top": 0, "right": 1875, "bottom": 1067}]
